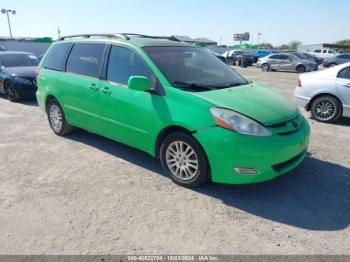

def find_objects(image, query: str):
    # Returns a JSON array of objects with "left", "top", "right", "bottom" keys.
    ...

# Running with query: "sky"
[{"left": 0, "top": 0, "right": 349, "bottom": 46}]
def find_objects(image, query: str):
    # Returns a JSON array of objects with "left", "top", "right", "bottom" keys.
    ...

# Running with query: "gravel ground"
[{"left": 0, "top": 66, "right": 349, "bottom": 255}]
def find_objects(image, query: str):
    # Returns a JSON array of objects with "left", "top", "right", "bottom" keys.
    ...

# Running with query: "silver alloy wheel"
[
  {"left": 165, "top": 141, "right": 199, "bottom": 181},
  {"left": 314, "top": 99, "right": 336, "bottom": 121},
  {"left": 262, "top": 64, "right": 269, "bottom": 71},
  {"left": 49, "top": 104, "right": 63, "bottom": 132}
]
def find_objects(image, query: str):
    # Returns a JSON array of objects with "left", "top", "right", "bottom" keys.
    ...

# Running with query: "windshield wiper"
[
  {"left": 171, "top": 81, "right": 217, "bottom": 91},
  {"left": 206, "top": 81, "right": 249, "bottom": 88}
]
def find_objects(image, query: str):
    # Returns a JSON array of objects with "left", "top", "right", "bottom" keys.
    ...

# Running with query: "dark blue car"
[{"left": 0, "top": 51, "right": 39, "bottom": 102}]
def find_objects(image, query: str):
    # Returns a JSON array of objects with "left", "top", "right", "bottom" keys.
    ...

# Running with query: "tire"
[
  {"left": 160, "top": 132, "right": 209, "bottom": 188},
  {"left": 296, "top": 65, "right": 306, "bottom": 73},
  {"left": 46, "top": 99, "right": 74, "bottom": 135},
  {"left": 310, "top": 96, "right": 342, "bottom": 123},
  {"left": 235, "top": 59, "right": 240, "bottom": 66},
  {"left": 329, "top": 63, "right": 337, "bottom": 67},
  {"left": 261, "top": 63, "right": 270, "bottom": 72},
  {"left": 4, "top": 81, "right": 20, "bottom": 102}
]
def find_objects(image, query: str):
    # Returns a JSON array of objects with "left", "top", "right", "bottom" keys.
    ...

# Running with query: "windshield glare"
[
  {"left": 143, "top": 47, "right": 248, "bottom": 91},
  {"left": 0, "top": 54, "right": 39, "bottom": 67}
]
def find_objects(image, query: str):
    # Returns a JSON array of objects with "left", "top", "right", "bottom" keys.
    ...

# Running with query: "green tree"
[
  {"left": 335, "top": 39, "right": 350, "bottom": 53},
  {"left": 258, "top": 43, "right": 274, "bottom": 49},
  {"left": 279, "top": 41, "right": 302, "bottom": 50}
]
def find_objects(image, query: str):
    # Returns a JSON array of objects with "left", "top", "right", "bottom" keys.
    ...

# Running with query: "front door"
[
  {"left": 59, "top": 42, "right": 106, "bottom": 132},
  {"left": 98, "top": 45, "right": 161, "bottom": 151},
  {"left": 278, "top": 54, "right": 294, "bottom": 71}
]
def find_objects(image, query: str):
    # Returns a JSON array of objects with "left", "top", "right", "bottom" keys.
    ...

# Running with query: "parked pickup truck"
[{"left": 309, "top": 48, "right": 338, "bottom": 60}]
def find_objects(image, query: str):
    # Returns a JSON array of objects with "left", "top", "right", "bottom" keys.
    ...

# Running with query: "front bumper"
[
  {"left": 14, "top": 83, "right": 37, "bottom": 98},
  {"left": 193, "top": 117, "right": 310, "bottom": 184}
]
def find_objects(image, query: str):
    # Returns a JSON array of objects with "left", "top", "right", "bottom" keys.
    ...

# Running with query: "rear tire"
[
  {"left": 310, "top": 96, "right": 342, "bottom": 123},
  {"left": 296, "top": 65, "right": 306, "bottom": 73},
  {"left": 46, "top": 99, "right": 74, "bottom": 135},
  {"left": 4, "top": 81, "right": 20, "bottom": 102},
  {"left": 160, "top": 132, "right": 209, "bottom": 188},
  {"left": 261, "top": 63, "right": 270, "bottom": 72}
]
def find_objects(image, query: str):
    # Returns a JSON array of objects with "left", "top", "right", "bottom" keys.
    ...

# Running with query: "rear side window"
[
  {"left": 106, "top": 45, "right": 153, "bottom": 85},
  {"left": 42, "top": 43, "right": 72, "bottom": 71},
  {"left": 338, "top": 67, "right": 350, "bottom": 79},
  {"left": 269, "top": 55, "right": 280, "bottom": 59},
  {"left": 66, "top": 43, "right": 105, "bottom": 78}
]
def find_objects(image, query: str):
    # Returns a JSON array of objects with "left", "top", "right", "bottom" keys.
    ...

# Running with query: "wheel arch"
[
  {"left": 45, "top": 94, "right": 59, "bottom": 111},
  {"left": 154, "top": 125, "right": 195, "bottom": 158},
  {"left": 307, "top": 93, "right": 343, "bottom": 112}
]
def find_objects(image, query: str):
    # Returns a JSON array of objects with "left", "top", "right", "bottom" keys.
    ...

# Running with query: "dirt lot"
[{"left": 0, "top": 67, "right": 349, "bottom": 255}]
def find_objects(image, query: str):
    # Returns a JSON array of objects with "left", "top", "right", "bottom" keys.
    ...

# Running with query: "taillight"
[
  {"left": 35, "top": 67, "right": 40, "bottom": 77},
  {"left": 297, "top": 79, "right": 302, "bottom": 88}
]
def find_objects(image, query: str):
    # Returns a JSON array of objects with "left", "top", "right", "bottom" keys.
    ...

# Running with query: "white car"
[
  {"left": 294, "top": 62, "right": 350, "bottom": 123},
  {"left": 309, "top": 48, "right": 338, "bottom": 60}
]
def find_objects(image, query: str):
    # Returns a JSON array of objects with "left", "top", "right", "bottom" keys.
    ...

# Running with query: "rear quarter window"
[{"left": 42, "top": 43, "right": 72, "bottom": 71}]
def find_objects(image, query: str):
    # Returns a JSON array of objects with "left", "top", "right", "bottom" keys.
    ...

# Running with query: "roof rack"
[
  {"left": 58, "top": 33, "right": 181, "bottom": 42},
  {"left": 57, "top": 33, "right": 129, "bottom": 41},
  {"left": 121, "top": 33, "right": 181, "bottom": 42}
]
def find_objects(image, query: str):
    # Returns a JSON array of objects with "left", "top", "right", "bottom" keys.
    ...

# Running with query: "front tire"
[
  {"left": 46, "top": 99, "right": 74, "bottom": 135},
  {"left": 4, "top": 81, "right": 20, "bottom": 102},
  {"left": 160, "top": 132, "right": 209, "bottom": 187},
  {"left": 310, "top": 96, "right": 342, "bottom": 123}
]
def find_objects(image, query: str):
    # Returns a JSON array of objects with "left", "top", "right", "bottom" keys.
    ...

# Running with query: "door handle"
[
  {"left": 101, "top": 87, "right": 112, "bottom": 95},
  {"left": 90, "top": 83, "right": 100, "bottom": 92}
]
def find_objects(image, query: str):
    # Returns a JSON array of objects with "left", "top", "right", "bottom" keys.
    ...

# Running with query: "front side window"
[
  {"left": 107, "top": 46, "right": 154, "bottom": 86},
  {"left": 337, "top": 67, "right": 350, "bottom": 79},
  {"left": 314, "top": 50, "right": 321, "bottom": 53},
  {"left": 0, "top": 53, "right": 38, "bottom": 67},
  {"left": 269, "top": 55, "right": 280, "bottom": 59},
  {"left": 66, "top": 43, "right": 105, "bottom": 78},
  {"left": 42, "top": 43, "right": 72, "bottom": 71},
  {"left": 144, "top": 46, "right": 247, "bottom": 92}
]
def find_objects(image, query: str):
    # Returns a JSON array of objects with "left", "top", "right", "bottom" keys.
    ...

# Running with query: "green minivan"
[{"left": 36, "top": 33, "right": 310, "bottom": 187}]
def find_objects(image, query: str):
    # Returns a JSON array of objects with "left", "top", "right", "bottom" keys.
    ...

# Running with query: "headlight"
[
  {"left": 15, "top": 77, "right": 32, "bottom": 85},
  {"left": 210, "top": 108, "right": 272, "bottom": 136}
]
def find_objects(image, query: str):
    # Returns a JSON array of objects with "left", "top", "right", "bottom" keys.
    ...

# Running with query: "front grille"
[
  {"left": 267, "top": 115, "right": 301, "bottom": 135},
  {"left": 272, "top": 150, "right": 306, "bottom": 173}
]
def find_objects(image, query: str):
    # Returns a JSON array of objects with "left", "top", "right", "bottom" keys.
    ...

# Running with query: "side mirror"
[{"left": 128, "top": 76, "right": 152, "bottom": 92}]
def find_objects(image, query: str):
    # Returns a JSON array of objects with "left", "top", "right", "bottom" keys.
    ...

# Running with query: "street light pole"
[{"left": 1, "top": 9, "right": 16, "bottom": 39}]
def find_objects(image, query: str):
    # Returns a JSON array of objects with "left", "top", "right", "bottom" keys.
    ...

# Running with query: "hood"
[
  {"left": 3, "top": 66, "right": 37, "bottom": 79},
  {"left": 192, "top": 83, "right": 298, "bottom": 125}
]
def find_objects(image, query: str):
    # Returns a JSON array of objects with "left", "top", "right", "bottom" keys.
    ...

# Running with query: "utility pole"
[
  {"left": 1, "top": 9, "right": 16, "bottom": 39},
  {"left": 258, "top": 32, "right": 262, "bottom": 46}
]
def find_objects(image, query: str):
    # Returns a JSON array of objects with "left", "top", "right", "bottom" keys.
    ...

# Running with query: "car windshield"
[
  {"left": 0, "top": 53, "right": 39, "bottom": 67},
  {"left": 235, "top": 51, "right": 245, "bottom": 55},
  {"left": 143, "top": 47, "right": 248, "bottom": 92}
]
